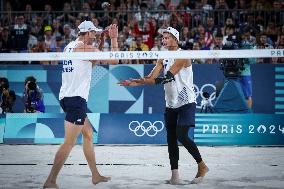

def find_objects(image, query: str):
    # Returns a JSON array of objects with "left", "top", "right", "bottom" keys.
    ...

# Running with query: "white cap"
[
  {"left": 158, "top": 27, "right": 179, "bottom": 42},
  {"left": 78, "top": 20, "right": 103, "bottom": 33}
]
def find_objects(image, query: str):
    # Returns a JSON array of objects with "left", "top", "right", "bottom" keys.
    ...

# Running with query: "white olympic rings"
[
  {"left": 194, "top": 83, "right": 216, "bottom": 109},
  {"left": 129, "top": 121, "right": 164, "bottom": 137}
]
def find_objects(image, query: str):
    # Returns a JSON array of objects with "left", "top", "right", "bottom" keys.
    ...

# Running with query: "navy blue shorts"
[
  {"left": 239, "top": 76, "right": 252, "bottom": 99},
  {"left": 60, "top": 96, "right": 87, "bottom": 125},
  {"left": 164, "top": 103, "right": 196, "bottom": 127}
]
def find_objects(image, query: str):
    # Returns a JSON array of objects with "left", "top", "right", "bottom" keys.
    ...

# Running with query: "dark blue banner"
[
  {"left": 98, "top": 114, "right": 167, "bottom": 144},
  {"left": 1, "top": 113, "right": 283, "bottom": 145}
]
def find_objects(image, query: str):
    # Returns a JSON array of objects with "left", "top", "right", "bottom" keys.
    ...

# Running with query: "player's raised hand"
[{"left": 108, "top": 24, "right": 118, "bottom": 39}]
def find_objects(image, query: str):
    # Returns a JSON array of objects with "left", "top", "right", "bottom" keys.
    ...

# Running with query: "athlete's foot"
[
  {"left": 166, "top": 177, "right": 182, "bottom": 185},
  {"left": 92, "top": 175, "right": 111, "bottom": 185},
  {"left": 191, "top": 161, "right": 209, "bottom": 184},
  {"left": 166, "top": 169, "right": 182, "bottom": 185},
  {"left": 43, "top": 181, "right": 59, "bottom": 189}
]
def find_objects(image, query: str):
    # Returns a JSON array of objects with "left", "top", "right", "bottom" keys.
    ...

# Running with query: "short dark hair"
[
  {"left": 25, "top": 76, "right": 36, "bottom": 86},
  {"left": 0, "top": 77, "right": 9, "bottom": 85}
]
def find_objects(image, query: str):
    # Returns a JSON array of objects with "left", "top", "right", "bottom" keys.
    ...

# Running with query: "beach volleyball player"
[
  {"left": 43, "top": 20, "right": 118, "bottom": 188},
  {"left": 119, "top": 27, "right": 209, "bottom": 185}
]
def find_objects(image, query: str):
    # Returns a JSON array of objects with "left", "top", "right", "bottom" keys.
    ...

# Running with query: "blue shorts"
[
  {"left": 239, "top": 76, "right": 252, "bottom": 99},
  {"left": 60, "top": 96, "right": 87, "bottom": 125},
  {"left": 164, "top": 103, "right": 196, "bottom": 127}
]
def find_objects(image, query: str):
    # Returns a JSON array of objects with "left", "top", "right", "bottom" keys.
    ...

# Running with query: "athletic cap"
[
  {"left": 78, "top": 20, "right": 102, "bottom": 33},
  {"left": 44, "top": 25, "right": 52, "bottom": 32},
  {"left": 158, "top": 27, "right": 179, "bottom": 42}
]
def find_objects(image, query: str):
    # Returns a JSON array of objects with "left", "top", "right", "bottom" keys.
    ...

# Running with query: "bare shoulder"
[{"left": 176, "top": 50, "right": 191, "bottom": 67}]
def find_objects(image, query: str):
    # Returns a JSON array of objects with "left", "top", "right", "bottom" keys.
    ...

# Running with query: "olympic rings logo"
[
  {"left": 129, "top": 121, "right": 164, "bottom": 137},
  {"left": 193, "top": 83, "right": 216, "bottom": 109}
]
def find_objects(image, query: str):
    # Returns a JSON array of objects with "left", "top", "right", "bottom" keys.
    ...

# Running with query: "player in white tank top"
[
  {"left": 59, "top": 39, "right": 92, "bottom": 101},
  {"left": 44, "top": 21, "right": 119, "bottom": 188},
  {"left": 162, "top": 49, "right": 196, "bottom": 108},
  {"left": 119, "top": 27, "right": 209, "bottom": 185}
]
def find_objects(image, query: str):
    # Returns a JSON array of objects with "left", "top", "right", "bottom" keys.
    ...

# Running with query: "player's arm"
[
  {"left": 99, "top": 24, "right": 119, "bottom": 65},
  {"left": 74, "top": 43, "right": 100, "bottom": 64},
  {"left": 118, "top": 59, "right": 163, "bottom": 86},
  {"left": 154, "top": 59, "right": 191, "bottom": 85}
]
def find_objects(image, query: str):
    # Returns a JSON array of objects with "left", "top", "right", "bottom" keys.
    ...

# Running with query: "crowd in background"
[{"left": 0, "top": 0, "right": 284, "bottom": 64}]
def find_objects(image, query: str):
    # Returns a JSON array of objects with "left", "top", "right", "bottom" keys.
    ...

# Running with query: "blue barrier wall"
[
  {"left": 1, "top": 113, "right": 284, "bottom": 145},
  {"left": 0, "top": 115, "right": 5, "bottom": 143},
  {"left": 3, "top": 113, "right": 99, "bottom": 144},
  {"left": 1, "top": 64, "right": 282, "bottom": 114}
]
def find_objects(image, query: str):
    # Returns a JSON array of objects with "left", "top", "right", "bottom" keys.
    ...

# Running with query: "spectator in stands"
[
  {"left": 206, "top": 16, "right": 218, "bottom": 36},
  {"left": 192, "top": 41, "right": 206, "bottom": 64},
  {"left": 122, "top": 25, "right": 135, "bottom": 47},
  {"left": 134, "top": 2, "right": 151, "bottom": 23},
  {"left": 116, "top": 3, "right": 129, "bottom": 29},
  {"left": 52, "top": 19, "right": 64, "bottom": 38},
  {"left": 211, "top": 32, "right": 223, "bottom": 49},
  {"left": 265, "top": 22, "right": 278, "bottom": 42},
  {"left": 223, "top": 24, "right": 235, "bottom": 45},
  {"left": 0, "top": 27, "right": 12, "bottom": 53},
  {"left": 78, "top": 2, "right": 93, "bottom": 21},
  {"left": 30, "top": 36, "right": 50, "bottom": 65},
  {"left": 44, "top": 25, "right": 56, "bottom": 52},
  {"left": 30, "top": 15, "right": 43, "bottom": 37},
  {"left": 126, "top": 0, "right": 140, "bottom": 11},
  {"left": 175, "top": 2, "right": 191, "bottom": 27},
  {"left": 10, "top": 15, "right": 30, "bottom": 52},
  {"left": 62, "top": 24, "right": 76, "bottom": 47},
  {"left": 214, "top": 0, "right": 229, "bottom": 25},
  {"left": 180, "top": 26, "right": 192, "bottom": 50},
  {"left": 71, "top": 0, "right": 82, "bottom": 11},
  {"left": 133, "top": 18, "right": 155, "bottom": 49},
  {"left": 23, "top": 76, "right": 45, "bottom": 113},
  {"left": 257, "top": 32, "right": 274, "bottom": 49},
  {"left": 24, "top": 4, "right": 36, "bottom": 25},
  {"left": 51, "top": 36, "right": 65, "bottom": 52},
  {"left": 130, "top": 36, "right": 149, "bottom": 64},
  {"left": 194, "top": 24, "right": 213, "bottom": 49},
  {"left": 152, "top": 3, "right": 170, "bottom": 27},
  {"left": 27, "top": 30, "right": 38, "bottom": 51},
  {"left": 42, "top": 4, "right": 53, "bottom": 26},
  {"left": 151, "top": 37, "right": 166, "bottom": 51},
  {"left": 276, "top": 34, "right": 284, "bottom": 47},
  {"left": 0, "top": 77, "right": 16, "bottom": 114},
  {"left": 56, "top": 2, "right": 76, "bottom": 25}
]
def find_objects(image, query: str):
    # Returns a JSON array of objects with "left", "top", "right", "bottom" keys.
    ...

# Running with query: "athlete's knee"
[
  {"left": 63, "top": 139, "right": 77, "bottom": 148},
  {"left": 167, "top": 130, "right": 177, "bottom": 143},
  {"left": 82, "top": 129, "right": 93, "bottom": 142},
  {"left": 176, "top": 126, "right": 189, "bottom": 144}
]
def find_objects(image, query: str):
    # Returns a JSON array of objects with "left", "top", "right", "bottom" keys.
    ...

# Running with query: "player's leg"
[
  {"left": 44, "top": 97, "right": 86, "bottom": 188},
  {"left": 176, "top": 103, "right": 209, "bottom": 184},
  {"left": 246, "top": 76, "right": 253, "bottom": 109},
  {"left": 240, "top": 76, "right": 253, "bottom": 109},
  {"left": 165, "top": 108, "right": 180, "bottom": 184},
  {"left": 81, "top": 118, "right": 111, "bottom": 184},
  {"left": 43, "top": 121, "right": 83, "bottom": 188}
]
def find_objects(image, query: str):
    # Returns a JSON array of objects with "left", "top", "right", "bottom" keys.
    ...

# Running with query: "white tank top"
[
  {"left": 163, "top": 51, "right": 196, "bottom": 108},
  {"left": 59, "top": 40, "right": 92, "bottom": 101}
]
